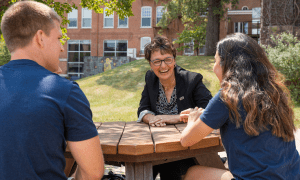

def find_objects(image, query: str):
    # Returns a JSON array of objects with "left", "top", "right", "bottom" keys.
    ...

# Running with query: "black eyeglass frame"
[{"left": 150, "top": 57, "right": 174, "bottom": 66}]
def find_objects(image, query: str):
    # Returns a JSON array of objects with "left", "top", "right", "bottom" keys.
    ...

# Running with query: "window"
[
  {"left": 199, "top": 45, "right": 205, "bottom": 55},
  {"left": 141, "top": 7, "right": 152, "bottom": 28},
  {"left": 118, "top": 16, "right": 128, "bottom": 28},
  {"left": 68, "top": 9, "right": 78, "bottom": 28},
  {"left": 140, "top": 37, "right": 151, "bottom": 54},
  {"left": 68, "top": 40, "right": 91, "bottom": 79},
  {"left": 82, "top": 8, "right": 92, "bottom": 28},
  {"left": 242, "top": 6, "right": 248, "bottom": 10},
  {"left": 234, "top": 22, "right": 248, "bottom": 34},
  {"left": 184, "top": 40, "right": 194, "bottom": 55},
  {"left": 156, "top": 6, "right": 164, "bottom": 24},
  {"left": 104, "top": 7, "right": 114, "bottom": 28},
  {"left": 104, "top": 40, "right": 128, "bottom": 57}
]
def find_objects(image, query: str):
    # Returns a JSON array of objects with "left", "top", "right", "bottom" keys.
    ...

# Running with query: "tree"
[
  {"left": 157, "top": 0, "right": 238, "bottom": 56},
  {"left": 0, "top": 41, "right": 10, "bottom": 66},
  {"left": 0, "top": 0, "right": 135, "bottom": 43}
]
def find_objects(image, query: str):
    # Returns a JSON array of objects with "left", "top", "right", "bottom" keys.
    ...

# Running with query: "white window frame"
[
  {"left": 141, "top": 6, "right": 152, "bottom": 28},
  {"left": 81, "top": 7, "right": 92, "bottom": 29},
  {"left": 68, "top": 9, "right": 78, "bottom": 29},
  {"left": 118, "top": 16, "right": 128, "bottom": 28},
  {"left": 184, "top": 40, "right": 194, "bottom": 55},
  {"left": 67, "top": 40, "right": 91, "bottom": 78},
  {"left": 103, "top": 40, "right": 128, "bottom": 57},
  {"left": 242, "top": 6, "right": 249, "bottom": 10},
  {"left": 104, "top": 7, "right": 114, "bottom": 28},
  {"left": 140, "top": 37, "right": 151, "bottom": 54},
  {"left": 156, "top": 6, "right": 164, "bottom": 25},
  {"left": 234, "top": 22, "right": 248, "bottom": 34}
]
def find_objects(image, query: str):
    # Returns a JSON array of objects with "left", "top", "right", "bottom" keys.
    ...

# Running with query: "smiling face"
[
  {"left": 150, "top": 50, "right": 176, "bottom": 82},
  {"left": 42, "top": 20, "right": 64, "bottom": 72},
  {"left": 214, "top": 51, "right": 223, "bottom": 82}
]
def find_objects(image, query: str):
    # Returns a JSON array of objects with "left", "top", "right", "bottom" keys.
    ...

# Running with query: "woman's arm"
[
  {"left": 180, "top": 108, "right": 213, "bottom": 147},
  {"left": 143, "top": 114, "right": 181, "bottom": 127}
]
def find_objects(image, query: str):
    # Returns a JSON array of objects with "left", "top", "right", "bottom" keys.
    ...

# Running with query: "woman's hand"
[
  {"left": 180, "top": 107, "right": 205, "bottom": 123},
  {"left": 146, "top": 115, "right": 181, "bottom": 127}
]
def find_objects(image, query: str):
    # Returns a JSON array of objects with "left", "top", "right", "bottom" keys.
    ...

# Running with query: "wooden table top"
[{"left": 94, "top": 121, "right": 222, "bottom": 156}]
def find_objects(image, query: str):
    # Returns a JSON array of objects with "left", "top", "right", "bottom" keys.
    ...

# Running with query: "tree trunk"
[{"left": 205, "top": 0, "right": 221, "bottom": 56}]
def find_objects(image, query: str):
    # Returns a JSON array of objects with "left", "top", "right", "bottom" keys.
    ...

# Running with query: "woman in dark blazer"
[{"left": 137, "top": 36, "right": 212, "bottom": 180}]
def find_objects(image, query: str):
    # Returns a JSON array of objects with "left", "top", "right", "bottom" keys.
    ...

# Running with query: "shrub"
[
  {"left": 0, "top": 41, "right": 10, "bottom": 66},
  {"left": 262, "top": 32, "right": 300, "bottom": 104}
]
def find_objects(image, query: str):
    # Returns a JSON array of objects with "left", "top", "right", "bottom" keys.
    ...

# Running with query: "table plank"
[
  {"left": 175, "top": 124, "right": 221, "bottom": 149},
  {"left": 151, "top": 125, "right": 188, "bottom": 153},
  {"left": 118, "top": 122, "right": 154, "bottom": 155},
  {"left": 98, "top": 121, "right": 125, "bottom": 154}
]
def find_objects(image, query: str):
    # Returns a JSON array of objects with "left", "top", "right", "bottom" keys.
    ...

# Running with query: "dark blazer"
[{"left": 137, "top": 65, "right": 213, "bottom": 116}]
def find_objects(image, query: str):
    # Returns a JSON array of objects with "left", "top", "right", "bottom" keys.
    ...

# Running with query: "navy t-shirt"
[
  {"left": 0, "top": 60, "right": 98, "bottom": 180},
  {"left": 200, "top": 90, "right": 300, "bottom": 180}
]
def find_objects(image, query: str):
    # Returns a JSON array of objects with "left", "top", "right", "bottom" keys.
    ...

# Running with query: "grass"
[{"left": 76, "top": 55, "right": 300, "bottom": 128}]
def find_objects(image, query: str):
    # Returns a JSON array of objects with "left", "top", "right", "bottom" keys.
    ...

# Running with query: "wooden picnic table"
[{"left": 65, "top": 121, "right": 225, "bottom": 180}]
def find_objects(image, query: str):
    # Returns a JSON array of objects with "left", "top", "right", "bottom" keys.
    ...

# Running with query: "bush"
[
  {"left": 262, "top": 32, "right": 300, "bottom": 104},
  {"left": 0, "top": 41, "right": 10, "bottom": 66}
]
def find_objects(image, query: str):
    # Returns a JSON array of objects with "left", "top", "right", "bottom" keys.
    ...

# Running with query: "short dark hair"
[
  {"left": 1, "top": 1, "right": 61, "bottom": 53},
  {"left": 144, "top": 36, "right": 176, "bottom": 62}
]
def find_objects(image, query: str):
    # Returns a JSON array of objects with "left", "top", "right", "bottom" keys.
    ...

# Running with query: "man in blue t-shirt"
[{"left": 0, "top": 1, "right": 104, "bottom": 180}]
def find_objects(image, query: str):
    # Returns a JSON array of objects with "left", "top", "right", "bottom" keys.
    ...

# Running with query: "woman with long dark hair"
[{"left": 180, "top": 33, "right": 300, "bottom": 180}]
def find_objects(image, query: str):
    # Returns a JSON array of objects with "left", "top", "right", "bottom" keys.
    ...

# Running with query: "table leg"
[
  {"left": 194, "top": 152, "right": 227, "bottom": 170},
  {"left": 125, "top": 162, "right": 153, "bottom": 180}
]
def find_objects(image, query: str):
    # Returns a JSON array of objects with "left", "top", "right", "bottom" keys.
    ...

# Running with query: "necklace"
[{"left": 160, "top": 78, "right": 176, "bottom": 91}]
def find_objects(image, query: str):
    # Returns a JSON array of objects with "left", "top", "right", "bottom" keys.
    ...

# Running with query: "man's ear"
[{"left": 35, "top": 30, "right": 45, "bottom": 49}]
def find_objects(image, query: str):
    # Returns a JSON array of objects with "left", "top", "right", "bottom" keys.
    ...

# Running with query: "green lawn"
[{"left": 76, "top": 56, "right": 300, "bottom": 128}]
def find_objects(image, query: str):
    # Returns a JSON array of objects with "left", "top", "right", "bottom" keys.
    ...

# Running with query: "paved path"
[{"left": 104, "top": 129, "right": 300, "bottom": 179}]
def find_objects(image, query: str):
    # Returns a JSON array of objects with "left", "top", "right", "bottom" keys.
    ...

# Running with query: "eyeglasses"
[{"left": 150, "top": 57, "right": 174, "bottom": 66}]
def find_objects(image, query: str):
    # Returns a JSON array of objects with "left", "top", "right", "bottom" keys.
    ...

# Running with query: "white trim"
[
  {"left": 59, "top": 58, "right": 67, "bottom": 62},
  {"left": 104, "top": 7, "right": 114, "bottom": 28},
  {"left": 118, "top": 16, "right": 128, "bottom": 28},
  {"left": 81, "top": 7, "right": 92, "bottom": 29},
  {"left": 141, "top": 6, "right": 152, "bottom": 28},
  {"left": 59, "top": 74, "right": 68, "bottom": 77},
  {"left": 242, "top": 6, "right": 249, "bottom": 10},
  {"left": 228, "top": 10, "right": 252, "bottom": 15},
  {"left": 67, "top": 9, "right": 78, "bottom": 29}
]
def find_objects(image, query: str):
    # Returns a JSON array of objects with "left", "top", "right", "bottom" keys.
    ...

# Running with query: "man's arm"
[{"left": 67, "top": 136, "right": 104, "bottom": 180}]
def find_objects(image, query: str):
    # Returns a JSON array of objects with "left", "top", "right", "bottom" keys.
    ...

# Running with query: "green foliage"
[
  {"left": 174, "top": 23, "right": 207, "bottom": 53},
  {"left": 262, "top": 32, "right": 300, "bottom": 103},
  {"left": 0, "top": 0, "right": 135, "bottom": 44},
  {"left": 156, "top": 0, "right": 239, "bottom": 55},
  {"left": 0, "top": 41, "right": 10, "bottom": 66}
]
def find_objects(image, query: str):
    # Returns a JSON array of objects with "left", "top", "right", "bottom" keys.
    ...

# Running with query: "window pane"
[
  {"left": 142, "top": 18, "right": 151, "bottom": 27},
  {"left": 157, "top": 7, "right": 163, "bottom": 17},
  {"left": 83, "top": 18, "right": 91, "bottom": 28},
  {"left": 105, "top": 18, "right": 113, "bottom": 27},
  {"left": 117, "top": 41, "right": 127, "bottom": 51},
  {"left": 104, "top": 52, "right": 115, "bottom": 56},
  {"left": 104, "top": 41, "right": 115, "bottom": 51},
  {"left": 116, "top": 52, "right": 127, "bottom": 57},
  {"left": 69, "top": 19, "right": 77, "bottom": 27},
  {"left": 80, "top": 52, "right": 91, "bottom": 62},
  {"left": 142, "top": 7, "right": 151, "bottom": 17},
  {"left": 82, "top": 8, "right": 91, "bottom": 18},
  {"left": 69, "top": 9, "right": 77, "bottom": 18},
  {"left": 243, "top": 22, "right": 248, "bottom": 34},
  {"left": 157, "top": 17, "right": 162, "bottom": 24},
  {"left": 80, "top": 43, "right": 91, "bottom": 51},
  {"left": 119, "top": 18, "right": 128, "bottom": 27},
  {"left": 79, "top": 64, "right": 84, "bottom": 73},
  {"left": 68, "top": 43, "right": 79, "bottom": 51},
  {"left": 68, "top": 52, "right": 79, "bottom": 62},
  {"left": 68, "top": 63, "right": 79, "bottom": 73},
  {"left": 105, "top": 8, "right": 114, "bottom": 18}
]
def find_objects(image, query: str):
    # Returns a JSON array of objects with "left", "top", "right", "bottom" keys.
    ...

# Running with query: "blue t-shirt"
[
  {"left": 0, "top": 60, "right": 98, "bottom": 180},
  {"left": 200, "top": 90, "right": 300, "bottom": 180}
]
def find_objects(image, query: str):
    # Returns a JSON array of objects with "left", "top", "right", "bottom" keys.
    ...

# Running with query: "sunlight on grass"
[{"left": 76, "top": 56, "right": 300, "bottom": 128}]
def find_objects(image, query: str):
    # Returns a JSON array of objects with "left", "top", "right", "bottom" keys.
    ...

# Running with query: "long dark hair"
[{"left": 217, "top": 33, "right": 295, "bottom": 142}]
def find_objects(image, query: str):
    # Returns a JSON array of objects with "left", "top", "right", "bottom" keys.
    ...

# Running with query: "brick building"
[{"left": 56, "top": 0, "right": 262, "bottom": 79}]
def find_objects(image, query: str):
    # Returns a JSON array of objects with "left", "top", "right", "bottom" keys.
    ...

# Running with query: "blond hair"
[{"left": 1, "top": 0, "right": 61, "bottom": 52}]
